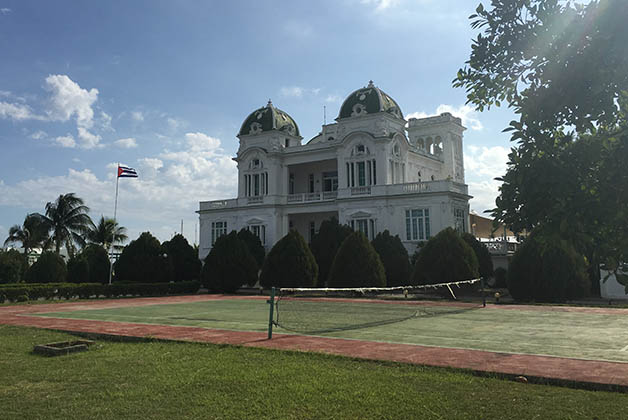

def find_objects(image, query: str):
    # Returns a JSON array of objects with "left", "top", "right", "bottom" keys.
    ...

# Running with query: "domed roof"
[
  {"left": 338, "top": 81, "right": 403, "bottom": 120},
  {"left": 238, "top": 100, "right": 300, "bottom": 137}
]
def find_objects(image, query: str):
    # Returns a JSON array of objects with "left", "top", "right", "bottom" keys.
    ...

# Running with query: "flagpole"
[{"left": 108, "top": 164, "right": 120, "bottom": 285}]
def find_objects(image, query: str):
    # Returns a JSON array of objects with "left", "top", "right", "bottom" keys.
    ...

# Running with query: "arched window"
[
  {"left": 244, "top": 157, "right": 268, "bottom": 197},
  {"left": 346, "top": 143, "right": 376, "bottom": 188}
]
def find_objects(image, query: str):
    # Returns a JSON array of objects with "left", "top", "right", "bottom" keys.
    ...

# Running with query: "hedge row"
[{"left": 0, "top": 281, "right": 200, "bottom": 303}]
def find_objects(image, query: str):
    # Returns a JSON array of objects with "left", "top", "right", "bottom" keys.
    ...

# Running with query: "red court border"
[{"left": 2, "top": 295, "right": 628, "bottom": 388}]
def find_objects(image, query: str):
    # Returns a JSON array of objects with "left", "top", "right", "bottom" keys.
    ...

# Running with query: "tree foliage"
[
  {"left": 412, "top": 228, "right": 479, "bottom": 285},
  {"left": 162, "top": 234, "right": 201, "bottom": 282},
  {"left": 3, "top": 213, "right": 48, "bottom": 255},
  {"left": 328, "top": 232, "right": 386, "bottom": 288},
  {"left": 67, "top": 256, "right": 90, "bottom": 284},
  {"left": 237, "top": 228, "right": 266, "bottom": 268},
  {"left": 202, "top": 231, "right": 258, "bottom": 293},
  {"left": 461, "top": 233, "right": 494, "bottom": 279},
  {"left": 454, "top": 0, "right": 628, "bottom": 276},
  {"left": 0, "top": 249, "right": 28, "bottom": 284},
  {"left": 260, "top": 230, "right": 318, "bottom": 289},
  {"left": 508, "top": 230, "right": 590, "bottom": 302},
  {"left": 86, "top": 215, "right": 128, "bottom": 251},
  {"left": 39, "top": 193, "right": 93, "bottom": 256},
  {"left": 81, "top": 244, "right": 111, "bottom": 284},
  {"left": 25, "top": 251, "right": 67, "bottom": 284},
  {"left": 115, "top": 232, "right": 172, "bottom": 283},
  {"left": 310, "top": 218, "right": 353, "bottom": 286},
  {"left": 371, "top": 230, "right": 411, "bottom": 286}
]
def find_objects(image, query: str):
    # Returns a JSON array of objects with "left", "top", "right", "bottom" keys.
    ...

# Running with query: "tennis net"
[{"left": 271, "top": 278, "right": 484, "bottom": 335}]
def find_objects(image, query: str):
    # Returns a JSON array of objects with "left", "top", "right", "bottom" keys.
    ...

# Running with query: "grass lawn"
[{"left": 1, "top": 325, "right": 627, "bottom": 420}]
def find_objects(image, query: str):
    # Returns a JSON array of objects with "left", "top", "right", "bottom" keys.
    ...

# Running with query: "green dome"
[
  {"left": 238, "top": 100, "right": 300, "bottom": 137},
  {"left": 338, "top": 81, "right": 403, "bottom": 120}
]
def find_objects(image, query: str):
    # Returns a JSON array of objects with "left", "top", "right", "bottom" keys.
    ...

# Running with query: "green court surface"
[{"left": 31, "top": 298, "right": 628, "bottom": 363}]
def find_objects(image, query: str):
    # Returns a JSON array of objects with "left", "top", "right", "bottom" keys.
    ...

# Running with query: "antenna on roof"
[{"left": 323, "top": 105, "right": 327, "bottom": 125}]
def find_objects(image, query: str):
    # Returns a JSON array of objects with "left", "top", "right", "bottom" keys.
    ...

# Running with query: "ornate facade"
[{"left": 198, "top": 81, "right": 471, "bottom": 259}]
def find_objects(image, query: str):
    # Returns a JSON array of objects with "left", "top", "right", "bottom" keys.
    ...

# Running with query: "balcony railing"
[{"left": 199, "top": 180, "right": 468, "bottom": 211}]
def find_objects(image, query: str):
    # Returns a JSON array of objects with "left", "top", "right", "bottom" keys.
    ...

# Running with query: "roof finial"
[
  {"left": 267, "top": 98, "right": 273, "bottom": 107},
  {"left": 368, "top": 80, "right": 374, "bottom": 87}
]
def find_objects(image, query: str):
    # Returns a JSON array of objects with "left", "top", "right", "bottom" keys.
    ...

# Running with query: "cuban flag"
[{"left": 118, "top": 165, "right": 138, "bottom": 178}]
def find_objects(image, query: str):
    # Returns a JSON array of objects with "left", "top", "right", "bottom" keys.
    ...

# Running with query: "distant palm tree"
[
  {"left": 40, "top": 193, "right": 93, "bottom": 256},
  {"left": 3, "top": 213, "right": 48, "bottom": 255},
  {"left": 86, "top": 215, "right": 128, "bottom": 250}
]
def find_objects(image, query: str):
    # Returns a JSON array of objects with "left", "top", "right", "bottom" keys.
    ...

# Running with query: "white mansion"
[{"left": 198, "top": 81, "right": 471, "bottom": 260}]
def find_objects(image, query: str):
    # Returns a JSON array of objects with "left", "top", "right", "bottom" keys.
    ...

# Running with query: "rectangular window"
[
  {"left": 211, "top": 221, "right": 228, "bottom": 245},
  {"left": 309, "top": 174, "right": 314, "bottom": 193},
  {"left": 309, "top": 221, "right": 316, "bottom": 243},
  {"left": 323, "top": 171, "right": 338, "bottom": 192},
  {"left": 351, "top": 218, "right": 376, "bottom": 240},
  {"left": 350, "top": 163, "right": 355, "bottom": 187},
  {"left": 346, "top": 163, "right": 350, "bottom": 187},
  {"left": 265, "top": 172, "right": 268, "bottom": 195},
  {"left": 249, "top": 225, "right": 266, "bottom": 245},
  {"left": 357, "top": 161, "right": 366, "bottom": 186},
  {"left": 367, "top": 161, "right": 372, "bottom": 186},
  {"left": 244, "top": 175, "right": 249, "bottom": 196},
  {"left": 372, "top": 160, "right": 377, "bottom": 185},
  {"left": 405, "top": 209, "right": 430, "bottom": 241},
  {"left": 390, "top": 160, "right": 394, "bottom": 184},
  {"left": 254, "top": 174, "right": 260, "bottom": 196},
  {"left": 454, "top": 208, "right": 466, "bottom": 233}
]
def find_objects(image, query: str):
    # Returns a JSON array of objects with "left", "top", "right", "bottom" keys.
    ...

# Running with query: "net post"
[
  {"left": 267, "top": 287, "right": 276, "bottom": 339},
  {"left": 481, "top": 277, "right": 486, "bottom": 308}
]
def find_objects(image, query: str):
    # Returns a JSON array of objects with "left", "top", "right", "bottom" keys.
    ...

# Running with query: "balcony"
[{"left": 199, "top": 180, "right": 468, "bottom": 211}]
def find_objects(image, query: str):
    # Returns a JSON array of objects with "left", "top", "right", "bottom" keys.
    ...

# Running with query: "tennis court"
[{"left": 25, "top": 295, "right": 628, "bottom": 363}]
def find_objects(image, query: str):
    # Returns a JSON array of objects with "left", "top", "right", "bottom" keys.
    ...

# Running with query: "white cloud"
[
  {"left": 406, "top": 104, "right": 483, "bottom": 131},
  {"left": 45, "top": 74, "right": 102, "bottom": 148},
  {"left": 77, "top": 127, "right": 102, "bottom": 148},
  {"left": 464, "top": 145, "right": 510, "bottom": 215},
  {"left": 114, "top": 137, "right": 138, "bottom": 149},
  {"left": 167, "top": 117, "right": 183, "bottom": 131},
  {"left": 0, "top": 101, "right": 41, "bottom": 121},
  {"left": 360, "top": 0, "right": 400, "bottom": 12},
  {"left": 468, "top": 179, "right": 502, "bottom": 216},
  {"left": 464, "top": 145, "right": 510, "bottom": 177},
  {"left": 279, "top": 86, "right": 322, "bottom": 99},
  {"left": 0, "top": 8, "right": 10, "bottom": 14},
  {"left": 54, "top": 135, "right": 76, "bottom": 148},
  {"left": 0, "top": 132, "right": 237, "bottom": 243},
  {"left": 325, "top": 94, "right": 342, "bottom": 103},
  {"left": 30, "top": 130, "right": 47, "bottom": 140},
  {"left": 131, "top": 111, "right": 144, "bottom": 122},
  {"left": 99, "top": 111, "right": 113, "bottom": 131}
]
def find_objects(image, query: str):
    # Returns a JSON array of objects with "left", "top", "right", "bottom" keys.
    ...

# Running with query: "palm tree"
[
  {"left": 40, "top": 193, "right": 93, "bottom": 256},
  {"left": 3, "top": 213, "right": 48, "bottom": 255},
  {"left": 86, "top": 215, "right": 128, "bottom": 250}
]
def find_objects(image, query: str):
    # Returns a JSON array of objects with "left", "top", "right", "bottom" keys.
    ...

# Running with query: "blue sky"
[{"left": 0, "top": 0, "right": 515, "bottom": 246}]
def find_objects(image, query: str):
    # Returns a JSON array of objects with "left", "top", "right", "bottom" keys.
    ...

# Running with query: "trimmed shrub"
[
  {"left": 0, "top": 249, "right": 28, "bottom": 284},
  {"left": 237, "top": 228, "right": 266, "bottom": 269},
  {"left": 461, "top": 233, "right": 494, "bottom": 280},
  {"left": 328, "top": 231, "right": 386, "bottom": 288},
  {"left": 493, "top": 267, "right": 508, "bottom": 288},
  {"left": 162, "top": 234, "right": 202, "bottom": 282},
  {"left": 412, "top": 228, "right": 479, "bottom": 285},
  {"left": 81, "top": 244, "right": 111, "bottom": 284},
  {"left": 508, "top": 232, "right": 589, "bottom": 302},
  {"left": 67, "top": 256, "right": 90, "bottom": 283},
  {"left": 310, "top": 218, "right": 353, "bottom": 287},
  {"left": 202, "top": 232, "right": 258, "bottom": 292},
  {"left": 25, "top": 252, "right": 67, "bottom": 284},
  {"left": 371, "top": 230, "right": 411, "bottom": 286},
  {"left": 260, "top": 230, "right": 318, "bottom": 288},
  {"left": 115, "top": 232, "right": 173, "bottom": 283}
]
